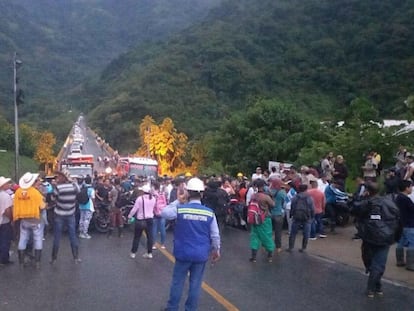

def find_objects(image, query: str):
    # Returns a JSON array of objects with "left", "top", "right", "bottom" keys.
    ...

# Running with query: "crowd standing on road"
[{"left": 1, "top": 145, "right": 414, "bottom": 304}]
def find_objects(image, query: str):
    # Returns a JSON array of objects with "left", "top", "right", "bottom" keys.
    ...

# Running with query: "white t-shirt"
[{"left": 0, "top": 190, "right": 13, "bottom": 224}]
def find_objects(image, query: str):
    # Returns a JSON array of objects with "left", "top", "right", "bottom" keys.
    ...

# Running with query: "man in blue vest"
[{"left": 162, "top": 177, "right": 221, "bottom": 311}]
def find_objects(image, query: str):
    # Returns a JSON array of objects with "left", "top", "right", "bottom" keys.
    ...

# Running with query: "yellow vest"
[{"left": 13, "top": 187, "right": 45, "bottom": 220}]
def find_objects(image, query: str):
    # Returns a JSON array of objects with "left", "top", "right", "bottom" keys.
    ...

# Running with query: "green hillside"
[
  {"left": 0, "top": 151, "right": 39, "bottom": 180},
  {"left": 0, "top": 0, "right": 221, "bottom": 122},
  {"left": 83, "top": 0, "right": 414, "bottom": 152}
]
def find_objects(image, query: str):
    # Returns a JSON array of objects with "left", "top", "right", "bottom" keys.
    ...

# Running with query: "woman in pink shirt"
[{"left": 128, "top": 184, "right": 156, "bottom": 259}]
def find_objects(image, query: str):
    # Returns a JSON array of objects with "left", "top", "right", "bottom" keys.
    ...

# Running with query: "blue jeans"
[
  {"left": 361, "top": 242, "right": 390, "bottom": 292},
  {"left": 397, "top": 227, "right": 414, "bottom": 249},
  {"left": 18, "top": 219, "right": 43, "bottom": 250},
  {"left": 53, "top": 214, "right": 78, "bottom": 250},
  {"left": 152, "top": 216, "right": 166, "bottom": 245},
  {"left": 310, "top": 213, "right": 325, "bottom": 237},
  {"left": 289, "top": 221, "right": 311, "bottom": 250},
  {"left": 166, "top": 260, "right": 207, "bottom": 311}
]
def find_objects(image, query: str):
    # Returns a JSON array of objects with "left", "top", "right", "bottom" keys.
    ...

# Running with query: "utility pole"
[{"left": 13, "top": 52, "right": 22, "bottom": 181}]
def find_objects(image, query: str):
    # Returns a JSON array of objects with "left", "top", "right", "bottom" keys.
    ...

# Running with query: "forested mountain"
[
  {"left": 82, "top": 0, "right": 414, "bottom": 152},
  {"left": 0, "top": 0, "right": 221, "bottom": 126}
]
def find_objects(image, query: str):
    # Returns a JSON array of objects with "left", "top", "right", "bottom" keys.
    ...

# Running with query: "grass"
[{"left": 0, "top": 150, "right": 40, "bottom": 181}]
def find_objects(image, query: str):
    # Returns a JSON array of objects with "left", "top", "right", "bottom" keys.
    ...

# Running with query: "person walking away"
[
  {"left": 269, "top": 178, "right": 286, "bottom": 253},
  {"left": 161, "top": 177, "right": 220, "bottom": 311},
  {"left": 78, "top": 176, "right": 95, "bottom": 239},
  {"left": 249, "top": 179, "right": 275, "bottom": 262},
  {"left": 0, "top": 176, "right": 13, "bottom": 265},
  {"left": 350, "top": 182, "right": 401, "bottom": 297},
  {"left": 108, "top": 178, "right": 124, "bottom": 238},
  {"left": 13, "top": 172, "right": 45, "bottom": 268},
  {"left": 288, "top": 184, "right": 315, "bottom": 252},
  {"left": 152, "top": 181, "right": 167, "bottom": 249},
  {"left": 128, "top": 184, "right": 156, "bottom": 259},
  {"left": 394, "top": 180, "right": 414, "bottom": 271},
  {"left": 51, "top": 171, "right": 81, "bottom": 264},
  {"left": 307, "top": 175, "right": 327, "bottom": 239}
]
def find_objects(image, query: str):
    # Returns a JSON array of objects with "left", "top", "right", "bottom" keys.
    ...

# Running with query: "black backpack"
[
  {"left": 292, "top": 195, "right": 310, "bottom": 222},
  {"left": 357, "top": 196, "right": 400, "bottom": 246},
  {"left": 77, "top": 185, "right": 90, "bottom": 205}
]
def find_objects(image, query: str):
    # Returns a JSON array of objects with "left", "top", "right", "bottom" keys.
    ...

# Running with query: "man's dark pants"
[{"left": 361, "top": 241, "right": 390, "bottom": 292}]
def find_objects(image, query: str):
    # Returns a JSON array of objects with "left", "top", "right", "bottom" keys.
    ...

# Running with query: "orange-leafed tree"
[
  {"left": 34, "top": 131, "right": 56, "bottom": 173},
  {"left": 136, "top": 115, "right": 189, "bottom": 175}
]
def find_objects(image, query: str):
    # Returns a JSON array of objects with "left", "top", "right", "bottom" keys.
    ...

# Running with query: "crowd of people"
[{"left": 0, "top": 145, "right": 413, "bottom": 302}]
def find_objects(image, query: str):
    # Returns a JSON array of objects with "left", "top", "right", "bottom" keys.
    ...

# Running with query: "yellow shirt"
[{"left": 13, "top": 187, "right": 45, "bottom": 220}]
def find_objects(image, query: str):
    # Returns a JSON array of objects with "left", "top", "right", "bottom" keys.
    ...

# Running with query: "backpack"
[
  {"left": 154, "top": 192, "right": 167, "bottom": 216},
  {"left": 247, "top": 195, "right": 266, "bottom": 225},
  {"left": 292, "top": 195, "right": 310, "bottom": 222},
  {"left": 357, "top": 196, "right": 400, "bottom": 246},
  {"left": 77, "top": 185, "right": 90, "bottom": 205}
]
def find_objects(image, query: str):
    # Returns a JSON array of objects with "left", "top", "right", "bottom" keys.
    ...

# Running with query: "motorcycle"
[
  {"left": 225, "top": 199, "right": 247, "bottom": 230},
  {"left": 92, "top": 202, "right": 111, "bottom": 233}
]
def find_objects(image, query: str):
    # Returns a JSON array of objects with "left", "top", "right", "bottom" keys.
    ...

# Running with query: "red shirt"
[{"left": 307, "top": 188, "right": 325, "bottom": 214}]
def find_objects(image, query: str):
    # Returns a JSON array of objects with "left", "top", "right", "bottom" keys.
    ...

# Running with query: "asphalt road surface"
[{"left": 1, "top": 225, "right": 413, "bottom": 311}]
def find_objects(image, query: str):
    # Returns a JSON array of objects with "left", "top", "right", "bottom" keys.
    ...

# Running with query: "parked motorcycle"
[
  {"left": 225, "top": 199, "right": 247, "bottom": 230},
  {"left": 92, "top": 202, "right": 111, "bottom": 233}
]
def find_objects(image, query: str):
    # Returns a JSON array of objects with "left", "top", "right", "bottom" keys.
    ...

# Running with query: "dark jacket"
[{"left": 351, "top": 195, "right": 400, "bottom": 246}]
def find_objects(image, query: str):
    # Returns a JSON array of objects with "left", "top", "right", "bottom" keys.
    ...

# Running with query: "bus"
[{"left": 116, "top": 157, "right": 158, "bottom": 179}]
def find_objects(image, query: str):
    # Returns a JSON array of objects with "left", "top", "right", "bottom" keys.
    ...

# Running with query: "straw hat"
[
  {"left": 19, "top": 172, "right": 39, "bottom": 189},
  {"left": 0, "top": 176, "right": 11, "bottom": 188}
]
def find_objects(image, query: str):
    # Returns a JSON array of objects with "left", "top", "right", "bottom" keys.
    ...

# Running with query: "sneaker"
[
  {"left": 160, "top": 245, "right": 166, "bottom": 249},
  {"left": 249, "top": 258, "right": 256, "bottom": 263},
  {"left": 152, "top": 246, "right": 157, "bottom": 250},
  {"left": 79, "top": 233, "right": 86, "bottom": 239},
  {"left": 276, "top": 248, "right": 283, "bottom": 253},
  {"left": 142, "top": 253, "right": 153, "bottom": 259},
  {"left": 375, "top": 290, "right": 384, "bottom": 297},
  {"left": 130, "top": 253, "right": 136, "bottom": 259},
  {"left": 84, "top": 234, "right": 91, "bottom": 239},
  {"left": 366, "top": 291, "right": 375, "bottom": 298},
  {"left": 319, "top": 234, "right": 327, "bottom": 238},
  {"left": 309, "top": 237, "right": 317, "bottom": 241},
  {"left": 267, "top": 257, "right": 273, "bottom": 263}
]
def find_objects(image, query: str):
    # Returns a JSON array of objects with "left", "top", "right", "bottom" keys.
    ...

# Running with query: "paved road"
[{"left": 1, "top": 225, "right": 413, "bottom": 311}]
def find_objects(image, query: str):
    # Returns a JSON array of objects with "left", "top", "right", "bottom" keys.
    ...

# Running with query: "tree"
[
  {"left": 210, "top": 98, "right": 320, "bottom": 174},
  {"left": 136, "top": 115, "right": 189, "bottom": 175},
  {"left": 34, "top": 131, "right": 56, "bottom": 173}
]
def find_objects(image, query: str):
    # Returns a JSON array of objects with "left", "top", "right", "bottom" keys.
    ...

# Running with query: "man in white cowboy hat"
[
  {"left": 0, "top": 176, "right": 13, "bottom": 265},
  {"left": 13, "top": 172, "right": 45, "bottom": 267}
]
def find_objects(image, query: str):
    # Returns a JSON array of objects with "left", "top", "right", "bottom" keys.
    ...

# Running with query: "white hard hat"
[{"left": 186, "top": 177, "right": 205, "bottom": 192}]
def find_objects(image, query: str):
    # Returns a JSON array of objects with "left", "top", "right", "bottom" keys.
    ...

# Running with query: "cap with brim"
[
  {"left": 19, "top": 172, "right": 39, "bottom": 189},
  {"left": 0, "top": 176, "right": 11, "bottom": 188}
]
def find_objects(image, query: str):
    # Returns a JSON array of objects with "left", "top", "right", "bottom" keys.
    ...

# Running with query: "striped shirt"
[{"left": 54, "top": 182, "right": 80, "bottom": 216}]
